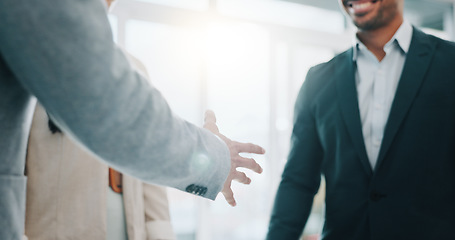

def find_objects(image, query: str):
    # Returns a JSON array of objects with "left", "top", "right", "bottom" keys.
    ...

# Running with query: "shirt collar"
[{"left": 352, "top": 20, "right": 413, "bottom": 61}]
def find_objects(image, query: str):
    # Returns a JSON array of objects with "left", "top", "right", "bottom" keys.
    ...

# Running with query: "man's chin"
[
  {"left": 353, "top": 18, "right": 381, "bottom": 31},
  {"left": 352, "top": 10, "right": 386, "bottom": 31}
]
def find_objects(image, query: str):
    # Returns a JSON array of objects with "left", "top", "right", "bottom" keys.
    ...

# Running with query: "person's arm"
[
  {"left": 0, "top": 0, "right": 262, "bottom": 200},
  {"left": 266, "top": 67, "right": 324, "bottom": 239},
  {"left": 122, "top": 56, "right": 175, "bottom": 239},
  {"left": 142, "top": 183, "right": 176, "bottom": 240}
]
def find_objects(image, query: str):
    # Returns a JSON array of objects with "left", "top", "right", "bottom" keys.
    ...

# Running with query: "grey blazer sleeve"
[{"left": 0, "top": 0, "right": 230, "bottom": 199}]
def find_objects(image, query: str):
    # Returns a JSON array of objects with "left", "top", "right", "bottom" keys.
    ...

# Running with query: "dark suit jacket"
[{"left": 267, "top": 28, "right": 455, "bottom": 240}]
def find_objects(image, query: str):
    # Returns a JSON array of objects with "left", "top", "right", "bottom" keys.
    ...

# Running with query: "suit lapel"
[
  {"left": 336, "top": 49, "right": 373, "bottom": 176},
  {"left": 375, "top": 28, "right": 436, "bottom": 172}
]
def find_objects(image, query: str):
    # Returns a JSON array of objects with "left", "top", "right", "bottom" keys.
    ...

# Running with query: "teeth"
[{"left": 349, "top": 1, "right": 373, "bottom": 10}]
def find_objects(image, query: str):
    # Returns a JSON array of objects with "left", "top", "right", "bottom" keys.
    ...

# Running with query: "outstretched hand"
[{"left": 204, "top": 110, "right": 265, "bottom": 206}]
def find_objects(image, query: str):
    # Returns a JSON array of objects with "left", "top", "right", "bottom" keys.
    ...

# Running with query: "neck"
[{"left": 356, "top": 16, "right": 403, "bottom": 61}]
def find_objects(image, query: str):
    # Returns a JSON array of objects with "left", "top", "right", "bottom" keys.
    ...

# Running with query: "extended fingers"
[
  {"left": 233, "top": 171, "right": 251, "bottom": 184},
  {"left": 234, "top": 142, "right": 265, "bottom": 154},
  {"left": 221, "top": 187, "right": 236, "bottom": 207},
  {"left": 232, "top": 156, "right": 263, "bottom": 174}
]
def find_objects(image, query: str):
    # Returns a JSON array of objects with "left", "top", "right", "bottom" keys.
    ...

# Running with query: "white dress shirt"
[
  {"left": 107, "top": 187, "right": 128, "bottom": 240},
  {"left": 353, "top": 21, "right": 413, "bottom": 169}
]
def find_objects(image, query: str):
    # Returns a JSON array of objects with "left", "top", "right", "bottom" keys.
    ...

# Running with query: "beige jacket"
[
  {"left": 25, "top": 103, "right": 176, "bottom": 240},
  {"left": 24, "top": 55, "right": 176, "bottom": 240}
]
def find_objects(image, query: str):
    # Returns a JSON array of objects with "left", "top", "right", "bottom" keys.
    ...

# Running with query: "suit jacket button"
[
  {"left": 185, "top": 184, "right": 196, "bottom": 193},
  {"left": 186, "top": 184, "right": 207, "bottom": 196},
  {"left": 200, "top": 187, "right": 207, "bottom": 196},
  {"left": 194, "top": 186, "right": 201, "bottom": 195}
]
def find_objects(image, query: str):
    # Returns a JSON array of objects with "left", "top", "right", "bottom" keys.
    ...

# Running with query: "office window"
[
  {"left": 204, "top": 21, "right": 270, "bottom": 240},
  {"left": 136, "top": 0, "right": 209, "bottom": 11},
  {"left": 124, "top": 20, "right": 203, "bottom": 123},
  {"left": 124, "top": 19, "right": 207, "bottom": 239},
  {"left": 216, "top": 0, "right": 345, "bottom": 34}
]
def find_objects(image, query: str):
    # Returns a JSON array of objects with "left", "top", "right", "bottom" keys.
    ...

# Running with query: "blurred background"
[{"left": 107, "top": 0, "right": 455, "bottom": 239}]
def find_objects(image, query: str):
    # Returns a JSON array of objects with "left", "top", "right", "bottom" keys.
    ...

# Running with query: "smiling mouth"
[
  {"left": 344, "top": 0, "right": 379, "bottom": 13},
  {"left": 345, "top": 0, "right": 379, "bottom": 7}
]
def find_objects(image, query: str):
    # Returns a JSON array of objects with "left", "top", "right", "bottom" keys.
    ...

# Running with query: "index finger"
[{"left": 235, "top": 142, "right": 265, "bottom": 154}]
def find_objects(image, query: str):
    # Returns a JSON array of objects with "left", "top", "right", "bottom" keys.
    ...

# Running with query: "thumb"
[{"left": 203, "top": 110, "right": 219, "bottom": 133}]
